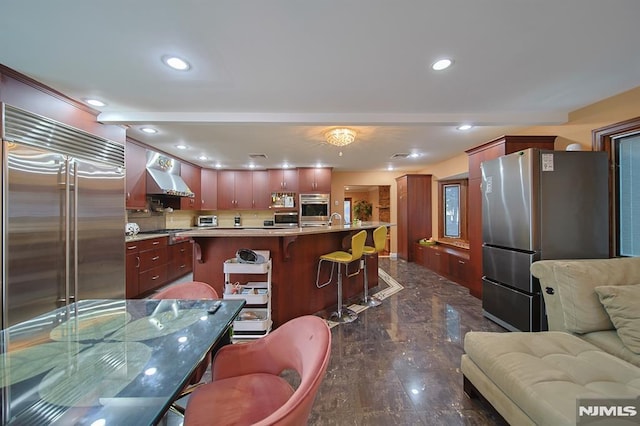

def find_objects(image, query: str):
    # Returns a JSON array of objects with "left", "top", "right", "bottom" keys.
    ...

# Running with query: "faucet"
[{"left": 328, "top": 212, "right": 342, "bottom": 226}]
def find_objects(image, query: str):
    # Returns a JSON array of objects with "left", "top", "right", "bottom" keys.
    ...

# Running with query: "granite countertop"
[{"left": 177, "top": 222, "right": 393, "bottom": 237}]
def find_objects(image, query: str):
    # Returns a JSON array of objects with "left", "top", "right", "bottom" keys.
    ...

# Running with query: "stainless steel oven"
[
  {"left": 299, "top": 193, "right": 330, "bottom": 226},
  {"left": 274, "top": 211, "right": 299, "bottom": 227}
]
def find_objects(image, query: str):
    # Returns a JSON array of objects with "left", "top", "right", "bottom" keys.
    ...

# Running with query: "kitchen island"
[{"left": 178, "top": 222, "right": 391, "bottom": 327}]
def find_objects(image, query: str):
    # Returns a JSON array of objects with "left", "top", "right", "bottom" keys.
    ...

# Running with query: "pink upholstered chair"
[
  {"left": 152, "top": 281, "right": 219, "bottom": 300},
  {"left": 184, "top": 315, "right": 332, "bottom": 426},
  {"left": 152, "top": 281, "right": 220, "bottom": 395}
]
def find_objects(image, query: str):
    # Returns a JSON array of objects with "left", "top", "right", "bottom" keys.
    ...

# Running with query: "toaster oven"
[{"left": 196, "top": 215, "right": 218, "bottom": 227}]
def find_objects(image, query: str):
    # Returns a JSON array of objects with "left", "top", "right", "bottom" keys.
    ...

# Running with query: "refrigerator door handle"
[
  {"left": 72, "top": 160, "right": 79, "bottom": 305},
  {"left": 63, "top": 158, "right": 71, "bottom": 309}
]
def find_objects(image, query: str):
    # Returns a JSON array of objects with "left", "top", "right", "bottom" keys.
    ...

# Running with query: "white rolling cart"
[{"left": 223, "top": 250, "right": 272, "bottom": 339}]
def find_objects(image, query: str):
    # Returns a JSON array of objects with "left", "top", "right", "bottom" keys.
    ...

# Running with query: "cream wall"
[{"left": 332, "top": 85, "right": 640, "bottom": 256}]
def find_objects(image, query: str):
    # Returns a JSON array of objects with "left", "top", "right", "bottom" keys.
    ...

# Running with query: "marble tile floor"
[
  {"left": 307, "top": 257, "right": 508, "bottom": 426},
  {"left": 159, "top": 258, "right": 509, "bottom": 425}
]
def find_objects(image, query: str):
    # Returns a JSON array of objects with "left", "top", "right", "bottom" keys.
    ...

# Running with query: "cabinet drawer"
[
  {"left": 139, "top": 247, "right": 168, "bottom": 272},
  {"left": 138, "top": 237, "right": 168, "bottom": 251},
  {"left": 126, "top": 241, "right": 140, "bottom": 253},
  {"left": 168, "top": 259, "right": 193, "bottom": 281},
  {"left": 139, "top": 264, "right": 168, "bottom": 294}
]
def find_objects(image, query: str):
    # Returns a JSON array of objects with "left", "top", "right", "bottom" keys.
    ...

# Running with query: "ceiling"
[{"left": 2, "top": 1, "right": 640, "bottom": 172}]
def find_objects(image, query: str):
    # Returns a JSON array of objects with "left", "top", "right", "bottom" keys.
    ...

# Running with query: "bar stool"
[
  {"left": 360, "top": 225, "right": 387, "bottom": 307},
  {"left": 315, "top": 230, "right": 367, "bottom": 323}
]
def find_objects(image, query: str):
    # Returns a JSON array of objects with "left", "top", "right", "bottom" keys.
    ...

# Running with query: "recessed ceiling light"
[
  {"left": 215, "top": 163, "right": 222, "bottom": 168},
  {"left": 140, "top": 127, "right": 157, "bottom": 134},
  {"left": 162, "top": 55, "right": 191, "bottom": 71},
  {"left": 248, "top": 164, "right": 256, "bottom": 169},
  {"left": 316, "top": 162, "right": 323, "bottom": 168},
  {"left": 409, "top": 153, "right": 420, "bottom": 158},
  {"left": 457, "top": 124, "right": 473, "bottom": 131},
  {"left": 387, "top": 165, "right": 394, "bottom": 171},
  {"left": 176, "top": 144, "right": 188, "bottom": 150},
  {"left": 198, "top": 155, "right": 208, "bottom": 161},
  {"left": 282, "top": 163, "right": 289, "bottom": 169},
  {"left": 85, "top": 99, "right": 106, "bottom": 107},
  {"left": 432, "top": 58, "right": 453, "bottom": 71}
]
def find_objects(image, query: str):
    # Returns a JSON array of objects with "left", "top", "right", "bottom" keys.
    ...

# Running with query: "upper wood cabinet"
[
  {"left": 251, "top": 170, "right": 271, "bottom": 209},
  {"left": 125, "top": 141, "right": 147, "bottom": 209},
  {"left": 298, "top": 168, "right": 332, "bottom": 193},
  {"left": 200, "top": 169, "right": 218, "bottom": 210},
  {"left": 217, "top": 170, "right": 253, "bottom": 210},
  {"left": 268, "top": 169, "right": 298, "bottom": 192},
  {"left": 180, "top": 162, "right": 202, "bottom": 211}
]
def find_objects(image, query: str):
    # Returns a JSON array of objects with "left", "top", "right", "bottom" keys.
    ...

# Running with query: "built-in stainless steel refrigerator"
[
  {"left": 481, "top": 148, "right": 609, "bottom": 332},
  {"left": 1, "top": 104, "right": 125, "bottom": 329}
]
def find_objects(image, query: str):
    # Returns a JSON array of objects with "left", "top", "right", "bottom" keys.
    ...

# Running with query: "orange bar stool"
[
  {"left": 360, "top": 225, "right": 387, "bottom": 307},
  {"left": 315, "top": 230, "right": 367, "bottom": 323}
]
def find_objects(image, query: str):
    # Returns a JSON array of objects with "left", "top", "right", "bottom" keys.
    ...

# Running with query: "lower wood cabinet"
[
  {"left": 415, "top": 243, "right": 469, "bottom": 287},
  {"left": 125, "top": 237, "right": 193, "bottom": 298}
]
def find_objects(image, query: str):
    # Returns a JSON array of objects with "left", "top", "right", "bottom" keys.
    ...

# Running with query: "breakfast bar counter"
[{"left": 178, "top": 222, "right": 391, "bottom": 327}]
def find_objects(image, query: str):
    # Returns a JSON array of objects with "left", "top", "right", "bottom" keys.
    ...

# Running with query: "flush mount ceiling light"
[
  {"left": 432, "top": 58, "right": 453, "bottom": 71},
  {"left": 85, "top": 98, "right": 106, "bottom": 107},
  {"left": 457, "top": 124, "right": 473, "bottom": 131},
  {"left": 162, "top": 55, "right": 191, "bottom": 71},
  {"left": 140, "top": 127, "right": 157, "bottom": 134},
  {"left": 325, "top": 128, "right": 356, "bottom": 147},
  {"left": 176, "top": 144, "right": 188, "bottom": 150}
]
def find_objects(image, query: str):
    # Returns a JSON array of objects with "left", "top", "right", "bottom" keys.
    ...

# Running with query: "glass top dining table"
[{"left": 0, "top": 298, "right": 245, "bottom": 425}]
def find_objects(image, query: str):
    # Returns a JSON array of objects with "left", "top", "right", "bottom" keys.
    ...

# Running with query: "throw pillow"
[{"left": 594, "top": 284, "right": 640, "bottom": 354}]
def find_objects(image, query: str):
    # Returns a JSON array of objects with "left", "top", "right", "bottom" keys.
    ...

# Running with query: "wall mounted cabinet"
[
  {"left": 200, "top": 169, "right": 218, "bottom": 210},
  {"left": 180, "top": 162, "right": 202, "bottom": 211},
  {"left": 298, "top": 168, "right": 332, "bottom": 193},
  {"left": 125, "top": 140, "right": 147, "bottom": 210},
  {"left": 268, "top": 169, "right": 298, "bottom": 193}
]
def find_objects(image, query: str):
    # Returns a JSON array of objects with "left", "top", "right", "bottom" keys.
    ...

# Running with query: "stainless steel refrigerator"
[
  {"left": 1, "top": 104, "right": 125, "bottom": 329},
  {"left": 481, "top": 148, "right": 609, "bottom": 332}
]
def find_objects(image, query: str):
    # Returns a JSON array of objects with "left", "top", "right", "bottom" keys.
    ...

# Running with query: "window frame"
[
  {"left": 593, "top": 116, "right": 640, "bottom": 257},
  {"left": 437, "top": 178, "right": 468, "bottom": 245}
]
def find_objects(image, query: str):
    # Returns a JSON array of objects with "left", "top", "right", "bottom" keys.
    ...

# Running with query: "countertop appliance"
[
  {"left": 196, "top": 215, "right": 218, "bottom": 227},
  {"left": 481, "top": 148, "right": 609, "bottom": 332},
  {"left": 274, "top": 211, "right": 299, "bottom": 227},
  {"left": 1, "top": 104, "right": 126, "bottom": 329},
  {"left": 299, "top": 193, "right": 330, "bottom": 227}
]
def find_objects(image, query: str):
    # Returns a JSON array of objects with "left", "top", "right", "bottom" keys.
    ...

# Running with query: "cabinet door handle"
[
  {"left": 458, "top": 260, "right": 465, "bottom": 264},
  {"left": 152, "top": 275, "right": 160, "bottom": 280},
  {"left": 127, "top": 245, "right": 137, "bottom": 250},
  {"left": 152, "top": 256, "right": 160, "bottom": 261},
  {"left": 152, "top": 241, "right": 160, "bottom": 245},
  {"left": 136, "top": 256, "right": 140, "bottom": 268},
  {"left": 435, "top": 253, "right": 441, "bottom": 256}
]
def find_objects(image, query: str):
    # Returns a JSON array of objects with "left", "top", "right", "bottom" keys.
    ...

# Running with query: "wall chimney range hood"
[{"left": 145, "top": 151, "right": 195, "bottom": 198}]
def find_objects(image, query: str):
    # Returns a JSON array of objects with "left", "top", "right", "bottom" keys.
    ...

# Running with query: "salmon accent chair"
[
  {"left": 184, "top": 315, "right": 332, "bottom": 426},
  {"left": 152, "top": 281, "right": 220, "bottom": 412}
]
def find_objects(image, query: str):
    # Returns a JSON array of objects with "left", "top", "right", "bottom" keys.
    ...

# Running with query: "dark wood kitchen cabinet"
[
  {"left": 168, "top": 240, "right": 194, "bottom": 282},
  {"left": 414, "top": 243, "right": 469, "bottom": 287},
  {"left": 180, "top": 162, "right": 202, "bottom": 211},
  {"left": 200, "top": 168, "right": 218, "bottom": 210},
  {"left": 396, "top": 174, "right": 432, "bottom": 261},
  {"left": 217, "top": 170, "right": 253, "bottom": 210},
  {"left": 137, "top": 236, "right": 169, "bottom": 295},
  {"left": 125, "top": 140, "right": 147, "bottom": 210},
  {"left": 251, "top": 170, "right": 271, "bottom": 209},
  {"left": 268, "top": 169, "right": 298, "bottom": 192},
  {"left": 465, "top": 135, "right": 556, "bottom": 298},
  {"left": 298, "top": 167, "right": 332, "bottom": 193},
  {"left": 125, "top": 241, "right": 141, "bottom": 298}
]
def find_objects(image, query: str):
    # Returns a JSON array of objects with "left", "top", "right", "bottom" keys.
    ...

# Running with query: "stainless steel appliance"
[
  {"left": 146, "top": 150, "right": 194, "bottom": 197},
  {"left": 197, "top": 215, "right": 218, "bottom": 227},
  {"left": 299, "top": 193, "right": 330, "bottom": 226},
  {"left": 481, "top": 148, "right": 609, "bottom": 332},
  {"left": 274, "top": 211, "right": 299, "bottom": 227},
  {"left": 1, "top": 104, "right": 126, "bottom": 329}
]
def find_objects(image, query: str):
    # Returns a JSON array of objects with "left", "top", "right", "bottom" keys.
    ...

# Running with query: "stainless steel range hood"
[{"left": 145, "top": 151, "right": 195, "bottom": 197}]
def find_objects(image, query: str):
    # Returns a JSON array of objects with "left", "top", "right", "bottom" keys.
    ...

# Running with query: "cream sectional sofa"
[{"left": 461, "top": 257, "right": 640, "bottom": 425}]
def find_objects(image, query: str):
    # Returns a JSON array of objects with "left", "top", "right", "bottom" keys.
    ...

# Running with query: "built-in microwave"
[
  {"left": 196, "top": 215, "right": 218, "bottom": 227},
  {"left": 274, "top": 211, "right": 299, "bottom": 227},
  {"left": 299, "top": 194, "right": 330, "bottom": 226}
]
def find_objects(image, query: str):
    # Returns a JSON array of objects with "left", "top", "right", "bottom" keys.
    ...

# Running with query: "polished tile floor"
[{"left": 308, "top": 257, "right": 508, "bottom": 425}]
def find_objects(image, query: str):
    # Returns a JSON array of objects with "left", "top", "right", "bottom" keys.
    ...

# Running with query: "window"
[
  {"left": 593, "top": 116, "right": 640, "bottom": 257},
  {"left": 438, "top": 179, "right": 468, "bottom": 244},
  {"left": 615, "top": 134, "right": 640, "bottom": 256}
]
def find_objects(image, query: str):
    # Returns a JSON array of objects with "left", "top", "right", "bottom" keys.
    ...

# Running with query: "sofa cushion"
[
  {"left": 464, "top": 331, "right": 640, "bottom": 425},
  {"left": 580, "top": 330, "right": 640, "bottom": 368},
  {"left": 595, "top": 284, "right": 640, "bottom": 354},
  {"left": 531, "top": 258, "right": 640, "bottom": 334}
]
